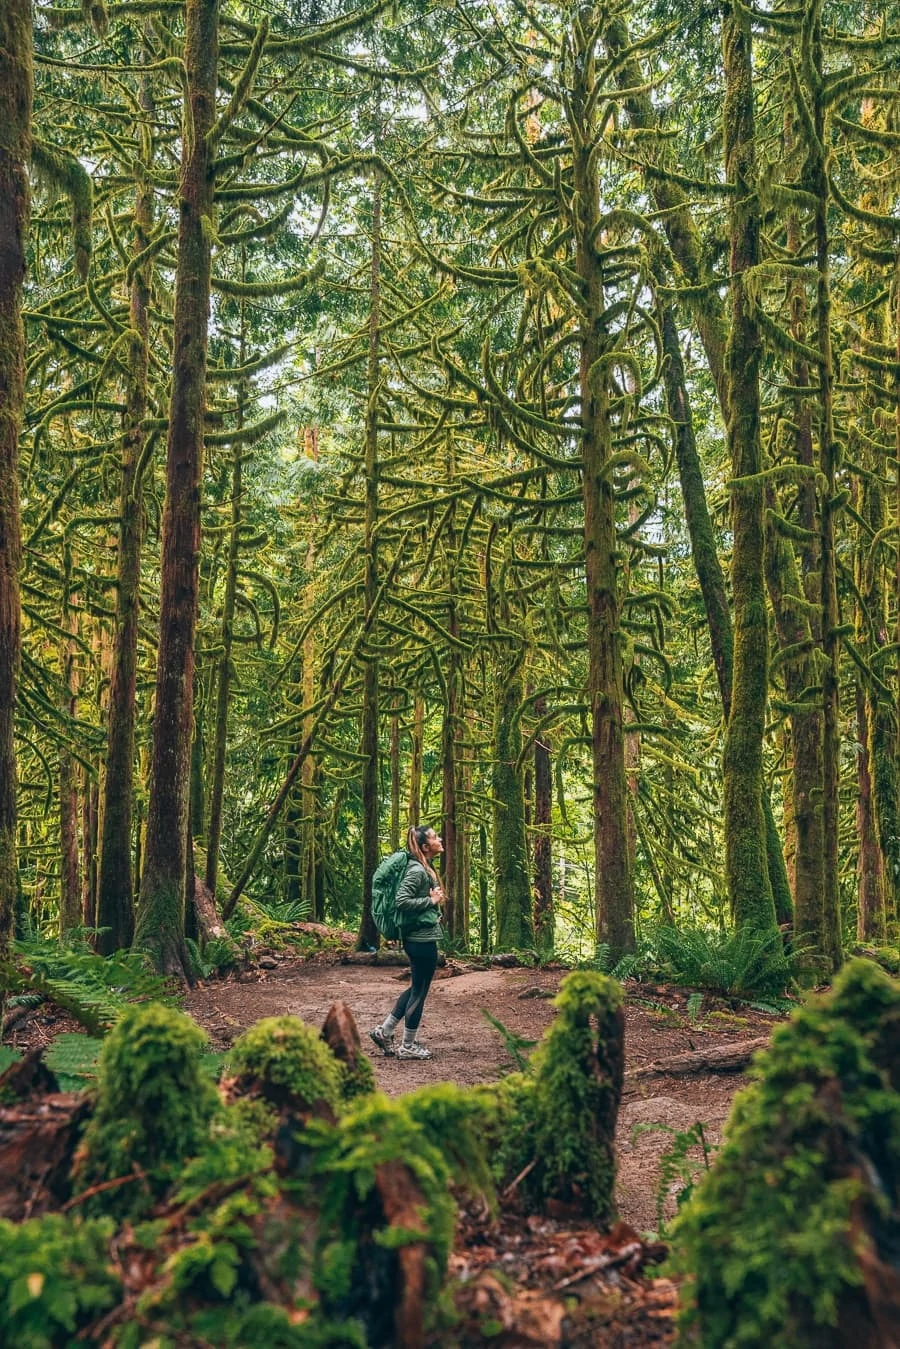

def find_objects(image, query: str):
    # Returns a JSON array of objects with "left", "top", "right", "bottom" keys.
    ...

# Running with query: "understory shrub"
[
  {"left": 671, "top": 958, "right": 900, "bottom": 1348},
  {"left": 651, "top": 923, "right": 793, "bottom": 1002}
]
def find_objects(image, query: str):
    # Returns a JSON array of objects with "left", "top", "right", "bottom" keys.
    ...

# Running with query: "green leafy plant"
[
  {"left": 0, "top": 1214, "right": 120, "bottom": 1348},
  {"left": 631, "top": 1120, "right": 716, "bottom": 1235},
  {"left": 649, "top": 923, "right": 793, "bottom": 1002},
  {"left": 42, "top": 1034, "right": 102, "bottom": 1092},
  {"left": 1, "top": 933, "right": 175, "bottom": 1035},
  {"left": 480, "top": 1009, "right": 537, "bottom": 1072}
]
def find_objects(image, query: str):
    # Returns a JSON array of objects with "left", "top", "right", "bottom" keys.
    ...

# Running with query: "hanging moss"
[
  {"left": 229, "top": 1015, "right": 343, "bottom": 1116},
  {"left": 671, "top": 959, "right": 900, "bottom": 1347},
  {"left": 74, "top": 1003, "right": 219, "bottom": 1219}
]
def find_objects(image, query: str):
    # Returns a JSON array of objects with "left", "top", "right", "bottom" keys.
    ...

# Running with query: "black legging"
[{"left": 391, "top": 938, "right": 438, "bottom": 1031}]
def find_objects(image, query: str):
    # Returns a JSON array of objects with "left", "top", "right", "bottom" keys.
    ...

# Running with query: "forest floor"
[{"left": 183, "top": 947, "right": 784, "bottom": 1346}]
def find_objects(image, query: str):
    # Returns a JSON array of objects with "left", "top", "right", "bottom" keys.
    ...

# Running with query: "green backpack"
[{"left": 371, "top": 850, "right": 410, "bottom": 941}]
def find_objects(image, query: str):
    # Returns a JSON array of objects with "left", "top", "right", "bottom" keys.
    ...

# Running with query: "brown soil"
[{"left": 185, "top": 957, "right": 782, "bottom": 1234}]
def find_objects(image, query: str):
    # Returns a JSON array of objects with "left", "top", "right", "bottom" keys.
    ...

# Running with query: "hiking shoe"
[
  {"left": 397, "top": 1041, "right": 432, "bottom": 1060},
  {"left": 368, "top": 1026, "right": 396, "bottom": 1056}
]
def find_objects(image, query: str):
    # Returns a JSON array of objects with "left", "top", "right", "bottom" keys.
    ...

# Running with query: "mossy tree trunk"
[
  {"left": 807, "top": 4, "right": 842, "bottom": 968},
  {"left": 441, "top": 488, "right": 465, "bottom": 945},
  {"left": 721, "top": 0, "right": 778, "bottom": 936},
  {"left": 492, "top": 652, "right": 533, "bottom": 950},
  {"left": 533, "top": 695, "right": 553, "bottom": 954},
  {"left": 854, "top": 679, "right": 886, "bottom": 941},
  {"left": 408, "top": 693, "right": 423, "bottom": 827},
  {"left": 764, "top": 489, "right": 826, "bottom": 970},
  {"left": 59, "top": 583, "right": 81, "bottom": 934},
  {"left": 357, "top": 172, "right": 382, "bottom": 951},
  {"left": 96, "top": 57, "right": 153, "bottom": 955},
  {"left": 0, "top": 0, "right": 31, "bottom": 981},
  {"left": 572, "top": 10, "right": 634, "bottom": 958},
  {"left": 134, "top": 0, "right": 219, "bottom": 978}
]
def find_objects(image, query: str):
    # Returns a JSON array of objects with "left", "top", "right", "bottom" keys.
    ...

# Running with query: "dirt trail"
[{"left": 186, "top": 959, "right": 778, "bottom": 1232}]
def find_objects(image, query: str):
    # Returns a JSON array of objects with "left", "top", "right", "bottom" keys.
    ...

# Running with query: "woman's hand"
[{"left": 430, "top": 885, "right": 444, "bottom": 907}]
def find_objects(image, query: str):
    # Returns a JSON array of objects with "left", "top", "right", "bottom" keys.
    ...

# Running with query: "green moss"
[
  {"left": 671, "top": 959, "right": 900, "bottom": 1347},
  {"left": 338, "top": 1051, "right": 375, "bottom": 1104},
  {"left": 76, "top": 1003, "right": 219, "bottom": 1218},
  {"left": 230, "top": 1016, "right": 342, "bottom": 1114},
  {"left": 309, "top": 1093, "right": 456, "bottom": 1313}
]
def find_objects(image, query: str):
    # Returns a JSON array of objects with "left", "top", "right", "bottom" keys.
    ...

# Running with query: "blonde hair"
[{"left": 407, "top": 825, "right": 438, "bottom": 887}]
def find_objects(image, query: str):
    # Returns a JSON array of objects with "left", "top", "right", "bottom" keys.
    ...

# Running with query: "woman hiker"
[{"left": 369, "top": 824, "right": 444, "bottom": 1060}]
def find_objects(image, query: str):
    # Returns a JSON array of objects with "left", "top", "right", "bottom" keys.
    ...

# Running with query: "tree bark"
[
  {"left": 96, "top": 56, "right": 153, "bottom": 954},
  {"left": 134, "top": 0, "right": 219, "bottom": 978},
  {"left": 533, "top": 696, "right": 553, "bottom": 954},
  {"left": 357, "top": 172, "right": 382, "bottom": 952},
  {"left": 0, "top": 0, "right": 30, "bottom": 987},
  {"left": 721, "top": 1, "right": 778, "bottom": 936},
  {"left": 572, "top": 13, "right": 634, "bottom": 958},
  {"left": 492, "top": 654, "right": 533, "bottom": 950}
]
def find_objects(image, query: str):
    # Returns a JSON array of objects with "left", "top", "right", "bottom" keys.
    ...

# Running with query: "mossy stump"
[{"left": 672, "top": 958, "right": 900, "bottom": 1348}]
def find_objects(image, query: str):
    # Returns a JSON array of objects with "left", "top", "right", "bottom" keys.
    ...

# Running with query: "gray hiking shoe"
[
  {"left": 397, "top": 1040, "right": 432, "bottom": 1060},
  {"left": 368, "top": 1026, "right": 396, "bottom": 1056}
]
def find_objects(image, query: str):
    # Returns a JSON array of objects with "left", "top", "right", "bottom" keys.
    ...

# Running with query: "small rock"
[
  {"left": 491, "top": 953, "right": 519, "bottom": 967},
  {"left": 259, "top": 956, "right": 279, "bottom": 970},
  {"left": 518, "top": 985, "right": 555, "bottom": 1000}
]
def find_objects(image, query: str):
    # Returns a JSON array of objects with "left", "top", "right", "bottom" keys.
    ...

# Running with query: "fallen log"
[
  {"left": 0, "top": 1052, "right": 90, "bottom": 1220},
  {"left": 625, "top": 1036, "right": 770, "bottom": 1082}
]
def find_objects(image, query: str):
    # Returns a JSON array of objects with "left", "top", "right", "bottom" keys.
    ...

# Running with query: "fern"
[
  {"left": 686, "top": 991, "right": 704, "bottom": 1023},
  {"left": 2, "top": 935, "right": 177, "bottom": 1035},
  {"left": 481, "top": 1009, "right": 537, "bottom": 1072},
  {"left": 649, "top": 924, "right": 793, "bottom": 1001},
  {"left": 632, "top": 1119, "right": 717, "bottom": 1235},
  {"left": 0, "top": 1046, "right": 23, "bottom": 1077},
  {"left": 43, "top": 1034, "right": 103, "bottom": 1091}
]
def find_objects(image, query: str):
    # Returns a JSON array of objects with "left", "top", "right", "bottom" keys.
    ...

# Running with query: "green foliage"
[
  {"left": 403, "top": 1082, "right": 499, "bottom": 1203},
  {"left": 481, "top": 1008, "right": 537, "bottom": 1072},
  {"left": 337, "top": 1050, "right": 375, "bottom": 1104},
  {"left": 76, "top": 1003, "right": 219, "bottom": 1218},
  {"left": 650, "top": 923, "right": 793, "bottom": 1001},
  {"left": 631, "top": 1120, "right": 716, "bottom": 1236},
  {"left": 0, "top": 1046, "right": 23, "bottom": 1077},
  {"left": 186, "top": 935, "right": 241, "bottom": 980},
  {"left": 42, "top": 1033, "right": 102, "bottom": 1092},
  {"left": 0, "top": 1214, "right": 120, "bottom": 1348},
  {"left": 230, "top": 1016, "right": 342, "bottom": 1114},
  {"left": 308, "top": 1093, "right": 456, "bottom": 1311},
  {"left": 671, "top": 959, "right": 900, "bottom": 1347},
  {"left": 1, "top": 933, "right": 175, "bottom": 1036}
]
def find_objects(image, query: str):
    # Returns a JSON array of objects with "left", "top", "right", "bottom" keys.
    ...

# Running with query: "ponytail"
[{"left": 407, "top": 824, "right": 438, "bottom": 886}]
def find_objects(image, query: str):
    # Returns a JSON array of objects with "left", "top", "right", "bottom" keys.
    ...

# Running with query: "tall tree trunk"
[
  {"left": 408, "top": 694, "right": 424, "bottom": 826},
  {"left": 721, "top": 0, "right": 777, "bottom": 935},
  {"left": 0, "top": 0, "right": 30, "bottom": 982},
  {"left": 492, "top": 653, "right": 533, "bottom": 950},
  {"left": 764, "top": 491, "right": 826, "bottom": 970},
  {"left": 533, "top": 696, "right": 553, "bottom": 954},
  {"left": 441, "top": 492, "right": 465, "bottom": 945},
  {"left": 58, "top": 587, "right": 80, "bottom": 934},
  {"left": 206, "top": 264, "right": 248, "bottom": 895},
  {"left": 572, "top": 13, "right": 634, "bottom": 957},
  {"left": 356, "top": 173, "right": 382, "bottom": 951},
  {"left": 390, "top": 710, "right": 400, "bottom": 851},
  {"left": 81, "top": 764, "right": 98, "bottom": 929},
  {"left": 97, "top": 56, "right": 153, "bottom": 954},
  {"left": 855, "top": 680, "right": 886, "bottom": 941},
  {"left": 134, "top": 0, "right": 219, "bottom": 978},
  {"left": 809, "top": 6, "right": 842, "bottom": 969}
]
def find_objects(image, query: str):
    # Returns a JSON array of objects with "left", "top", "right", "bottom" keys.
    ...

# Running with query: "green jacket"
[{"left": 395, "top": 858, "right": 443, "bottom": 942}]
